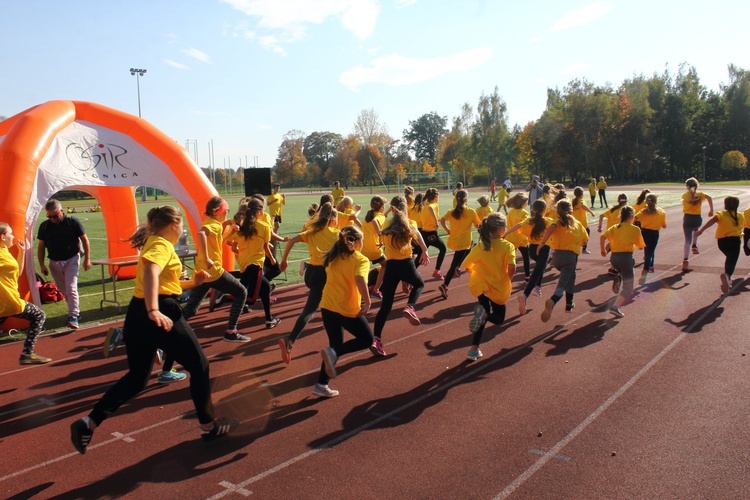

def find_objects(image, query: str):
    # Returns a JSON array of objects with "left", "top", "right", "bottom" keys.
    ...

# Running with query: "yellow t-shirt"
[
  {"left": 603, "top": 222, "right": 645, "bottom": 253},
  {"left": 331, "top": 188, "right": 345, "bottom": 206},
  {"left": 421, "top": 202, "right": 440, "bottom": 231},
  {"left": 635, "top": 208, "right": 667, "bottom": 231},
  {"left": 361, "top": 213, "right": 386, "bottom": 261},
  {"left": 682, "top": 191, "right": 707, "bottom": 215},
  {"left": 133, "top": 235, "right": 183, "bottom": 298},
  {"left": 519, "top": 217, "right": 554, "bottom": 245},
  {"left": 408, "top": 202, "right": 422, "bottom": 229},
  {"left": 337, "top": 208, "right": 356, "bottom": 229},
  {"left": 319, "top": 251, "right": 370, "bottom": 317},
  {"left": 548, "top": 219, "right": 588, "bottom": 254},
  {"left": 504, "top": 208, "right": 529, "bottom": 248},
  {"left": 383, "top": 219, "right": 418, "bottom": 260},
  {"left": 602, "top": 206, "right": 624, "bottom": 230},
  {"left": 588, "top": 182, "right": 597, "bottom": 196},
  {"left": 299, "top": 226, "right": 340, "bottom": 266},
  {"left": 496, "top": 188, "right": 509, "bottom": 209},
  {"left": 196, "top": 217, "right": 225, "bottom": 282},
  {"left": 597, "top": 181, "right": 607, "bottom": 190},
  {"left": 0, "top": 247, "right": 25, "bottom": 317},
  {"left": 743, "top": 207, "right": 750, "bottom": 229},
  {"left": 713, "top": 211, "right": 744, "bottom": 238},
  {"left": 476, "top": 206, "right": 493, "bottom": 221},
  {"left": 632, "top": 201, "right": 646, "bottom": 214},
  {"left": 442, "top": 207, "right": 481, "bottom": 251},
  {"left": 462, "top": 238, "right": 516, "bottom": 305},
  {"left": 267, "top": 193, "right": 284, "bottom": 217},
  {"left": 572, "top": 201, "right": 590, "bottom": 229},
  {"left": 236, "top": 220, "right": 272, "bottom": 272}
]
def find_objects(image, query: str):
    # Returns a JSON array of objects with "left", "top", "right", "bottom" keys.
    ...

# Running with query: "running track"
[{"left": 2, "top": 186, "right": 749, "bottom": 499}]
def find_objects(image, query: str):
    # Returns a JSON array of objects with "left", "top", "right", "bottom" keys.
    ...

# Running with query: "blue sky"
[{"left": 1, "top": 0, "right": 748, "bottom": 170}]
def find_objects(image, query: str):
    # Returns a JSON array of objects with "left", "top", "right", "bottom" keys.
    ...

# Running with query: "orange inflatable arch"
[{"left": 0, "top": 100, "right": 232, "bottom": 310}]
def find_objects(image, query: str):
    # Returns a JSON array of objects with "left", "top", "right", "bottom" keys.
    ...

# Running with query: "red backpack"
[{"left": 36, "top": 274, "right": 65, "bottom": 303}]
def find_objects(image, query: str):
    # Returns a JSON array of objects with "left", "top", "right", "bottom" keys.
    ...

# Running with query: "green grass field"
[{"left": 8, "top": 182, "right": 745, "bottom": 337}]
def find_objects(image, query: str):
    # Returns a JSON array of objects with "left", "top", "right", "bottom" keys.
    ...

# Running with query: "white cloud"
[
  {"left": 395, "top": 0, "right": 417, "bottom": 7},
  {"left": 222, "top": 0, "right": 380, "bottom": 53},
  {"left": 182, "top": 48, "right": 212, "bottom": 63},
  {"left": 562, "top": 61, "right": 590, "bottom": 75},
  {"left": 550, "top": 1, "right": 613, "bottom": 33},
  {"left": 164, "top": 59, "right": 190, "bottom": 70},
  {"left": 340, "top": 47, "right": 493, "bottom": 91}
]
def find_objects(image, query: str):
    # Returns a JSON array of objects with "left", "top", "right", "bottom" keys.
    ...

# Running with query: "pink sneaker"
[
  {"left": 432, "top": 269, "right": 444, "bottom": 280},
  {"left": 403, "top": 305, "right": 421, "bottom": 326},
  {"left": 369, "top": 338, "right": 386, "bottom": 356}
]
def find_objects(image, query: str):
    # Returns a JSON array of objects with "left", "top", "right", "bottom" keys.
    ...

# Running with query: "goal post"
[{"left": 397, "top": 171, "right": 452, "bottom": 192}]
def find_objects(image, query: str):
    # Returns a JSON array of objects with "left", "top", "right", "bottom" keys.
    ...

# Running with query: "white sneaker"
[
  {"left": 312, "top": 383, "right": 339, "bottom": 398},
  {"left": 532, "top": 286, "right": 542, "bottom": 297}
]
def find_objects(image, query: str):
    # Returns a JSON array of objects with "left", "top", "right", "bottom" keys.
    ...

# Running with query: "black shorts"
[
  {"left": 371, "top": 255, "right": 386, "bottom": 265},
  {"left": 274, "top": 215, "right": 282, "bottom": 224}
]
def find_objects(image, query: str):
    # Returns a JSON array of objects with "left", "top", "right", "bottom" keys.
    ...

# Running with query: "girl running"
[
  {"left": 462, "top": 213, "right": 516, "bottom": 361},
  {"left": 503, "top": 193, "right": 531, "bottom": 281},
  {"left": 361, "top": 196, "right": 388, "bottom": 299},
  {"left": 476, "top": 195, "right": 493, "bottom": 221},
  {"left": 438, "top": 189, "right": 481, "bottom": 298},
  {"left": 632, "top": 189, "right": 651, "bottom": 215},
  {"left": 496, "top": 184, "right": 510, "bottom": 214},
  {"left": 600, "top": 206, "right": 645, "bottom": 318},
  {"left": 681, "top": 177, "right": 714, "bottom": 271},
  {"left": 372, "top": 196, "right": 430, "bottom": 356},
  {"left": 571, "top": 187, "right": 596, "bottom": 254},
  {"left": 277, "top": 203, "right": 339, "bottom": 364},
  {"left": 235, "top": 198, "right": 281, "bottom": 329},
  {"left": 336, "top": 196, "right": 361, "bottom": 229},
  {"left": 420, "top": 188, "right": 447, "bottom": 279},
  {"left": 598, "top": 193, "right": 629, "bottom": 275},
  {"left": 539, "top": 200, "right": 588, "bottom": 322},
  {"left": 182, "top": 197, "right": 248, "bottom": 342},
  {"left": 635, "top": 194, "right": 667, "bottom": 280},
  {"left": 696, "top": 196, "right": 744, "bottom": 295},
  {"left": 512, "top": 200, "right": 553, "bottom": 314},
  {"left": 0, "top": 223, "right": 51, "bottom": 364},
  {"left": 316, "top": 226, "right": 375, "bottom": 398},
  {"left": 70, "top": 206, "right": 238, "bottom": 455}
]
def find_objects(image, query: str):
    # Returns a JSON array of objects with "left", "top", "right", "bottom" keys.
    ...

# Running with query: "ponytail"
[
  {"left": 126, "top": 205, "right": 182, "bottom": 250},
  {"left": 451, "top": 189, "right": 468, "bottom": 219},
  {"left": 478, "top": 212, "right": 506, "bottom": 250},
  {"left": 238, "top": 198, "right": 264, "bottom": 239},
  {"left": 529, "top": 200, "right": 548, "bottom": 241},
  {"left": 323, "top": 225, "right": 363, "bottom": 267},
  {"left": 365, "top": 196, "right": 386, "bottom": 223}
]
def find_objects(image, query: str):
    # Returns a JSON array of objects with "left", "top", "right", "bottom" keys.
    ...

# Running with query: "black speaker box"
[{"left": 244, "top": 168, "right": 272, "bottom": 196}]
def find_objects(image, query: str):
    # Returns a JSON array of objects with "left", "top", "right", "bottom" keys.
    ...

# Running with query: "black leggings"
[
  {"left": 472, "top": 294, "right": 506, "bottom": 347},
  {"left": 419, "top": 229, "right": 447, "bottom": 271},
  {"left": 5, "top": 302, "right": 47, "bottom": 355},
  {"left": 444, "top": 249, "right": 470, "bottom": 286},
  {"left": 182, "top": 270, "right": 247, "bottom": 330},
  {"left": 318, "top": 309, "right": 374, "bottom": 386},
  {"left": 289, "top": 264, "right": 326, "bottom": 344},
  {"left": 240, "top": 264, "right": 273, "bottom": 321},
  {"left": 89, "top": 296, "right": 215, "bottom": 426},
  {"left": 518, "top": 246, "right": 530, "bottom": 277},
  {"left": 374, "top": 258, "right": 425, "bottom": 339},
  {"left": 523, "top": 244, "right": 549, "bottom": 297},
  {"left": 743, "top": 228, "right": 750, "bottom": 256},
  {"left": 598, "top": 189, "right": 607, "bottom": 207},
  {"left": 718, "top": 237, "right": 741, "bottom": 277},
  {"left": 641, "top": 228, "right": 660, "bottom": 269}
]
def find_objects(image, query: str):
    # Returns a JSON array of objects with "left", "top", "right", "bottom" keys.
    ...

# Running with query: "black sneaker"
[
  {"left": 223, "top": 330, "right": 251, "bottom": 343},
  {"left": 70, "top": 418, "right": 94, "bottom": 454},
  {"left": 565, "top": 303, "right": 575, "bottom": 313},
  {"left": 201, "top": 416, "right": 239, "bottom": 441}
]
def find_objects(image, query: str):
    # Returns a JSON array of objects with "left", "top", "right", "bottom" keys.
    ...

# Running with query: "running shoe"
[
  {"left": 582, "top": 247, "right": 591, "bottom": 254},
  {"left": 432, "top": 269, "right": 444, "bottom": 280},
  {"left": 721, "top": 274, "right": 730, "bottom": 295},
  {"left": 648, "top": 266, "right": 655, "bottom": 273},
  {"left": 265, "top": 317, "right": 281, "bottom": 329},
  {"left": 278, "top": 338, "right": 292, "bottom": 364},
  {"left": 565, "top": 302, "right": 575, "bottom": 313},
  {"left": 541, "top": 299, "right": 555, "bottom": 323},
  {"left": 200, "top": 416, "right": 239, "bottom": 441},
  {"left": 70, "top": 417, "right": 94, "bottom": 454},
  {"left": 609, "top": 306, "right": 625, "bottom": 318},
  {"left": 269, "top": 296, "right": 278, "bottom": 304},
  {"left": 224, "top": 330, "right": 251, "bottom": 343},
  {"left": 692, "top": 245, "right": 699, "bottom": 255},
  {"left": 532, "top": 286, "right": 542, "bottom": 297},
  {"left": 312, "top": 383, "right": 339, "bottom": 398},
  {"left": 639, "top": 272, "right": 648, "bottom": 285},
  {"left": 517, "top": 294, "right": 527, "bottom": 315},
  {"left": 103, "top": 327, "right": 123, "bottom": 358},
  {"left": 67, "top": 315, "right": 79, "bottom": 330},
  {"left": 469, "top": 304, "right": 487, "bottom": 333},
  {"left": 158, "top": 369, "right": 187, "bottom": 383},
  {"left": 439, "top": 283, "right": 448, "bottom": 299},
  {"left": 403, "top": 305, "right": 421, "bottom": 325},
  {"left": 612, "top": 275, "right": 622, "bottom": 294},
  {"left": 19, "top": 352, "right": 52, "bottom": 365},
  {"left": 370, "top": 338, "right": 386, "bottom": 356},
  {"left": 466, "top": 348, "right": 484, "bottom": 361},
  {"left": 369, "top": 288, "right": 383, "bottom": 300},
  {"left": 607, "top": 267, "right": 619, "bottom": 276},
  {"left": 682, "top": 260, "right": 690, "bottom": 272},
  {"left": 321, "top": 347, "right": 338, "bottom": 379}
]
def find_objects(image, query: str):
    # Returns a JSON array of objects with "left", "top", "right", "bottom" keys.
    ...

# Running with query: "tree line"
[{"left": 272, "top": 63, "right": 750, "bottom": 188}]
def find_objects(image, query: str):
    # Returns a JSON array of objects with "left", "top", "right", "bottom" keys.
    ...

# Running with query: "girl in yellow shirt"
[
  {"left": 182, "top": 196, "right": 249, "bottom": 343},
  {"left": 571, "top": 187, "right": 596, "bottom": 254},
  {"left": 438, "top": 189, "right": 482, "bottom": 298},
  {"left": 503, "top": 193, "right": 531, "bottom": 281},
  {"left": 476, "top": 195, "right": 493, "bottom": 221},
  {"left": 696, "top": 196, "right": 744, "bottom": 295},
  {"left": 588, "top": 178, "right": 597, "bottom": 207},
  {"left": 462, "top": 213, "right": 516, "bottom": 361},
  {"left": 420, "top": 188, "right": 447, "bottom": 279},
  {"left": 70, "top": 206, "right": 239, "bottom": 455},
  {"left": 362, "top": 196, "right": 387, "bottom": 298},
  {"left": 235, "top": 198, "right": 281, "bottom": 329},
  {"left": 598, "top": 193, "right": 629, "bottom": 275},
  {"left": 635, "top": 194, "right": 667, "bottom": 278},
  {"left": 496, "top": 186, "right": 510, "bottom": 214},
  {"left": 743, "top": 205, "right": 750, "bottom": 256},
  {"left": 539, "top": 200, "right": 589, "bottom": 322},
  {"left": 372, "top": 196, "right": 430, "bottom": 356},
  {"left": 331, "top": 181, "right": 345, "bottom": 206},
  {"left": 316, "top": 226, "right": 375, "bottom": 398},
  {"left": 0, "top": 223, "right": 50, "bottom": 364},
  {"left": 336, "top": 196, "right": 361, "bottom": 229},
  {"left": 508, "top": 200, "right": 553, "bottom": 314},
  {"left": 681, "top": 177, "right": 714, "bottom": 271},
  {"left": 600, "top": 206, "right": 646, "bottom": 318},
  {"left": 597, "top": 176, "right": 608, "bottom": 207},
  {"left": 278, "top": 203, "right": 340, "bottom": 364},
  {"left": 632, "top": 189, "right": 651, "bottom": 215}
]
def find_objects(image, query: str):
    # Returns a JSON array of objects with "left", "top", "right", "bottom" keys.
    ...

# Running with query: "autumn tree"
[
  {"left": 274, "top": 130, "right": 307, "bottom": 187},
  {"left": 403, "top": 112, "right": 448, "bottom": 165},
  {"left": 721, "top": 150, "right": 747, "bottom": 179},
  {"left": 326, "top": 134, "right": 361, "bottom": 186},
  {"left": 303, "top": 131, "right": 342, "bottom": 185}
]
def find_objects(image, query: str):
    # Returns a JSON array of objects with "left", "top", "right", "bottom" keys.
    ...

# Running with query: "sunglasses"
[{"left": 46, "top": 212, "right": 61, "bottom": 219}]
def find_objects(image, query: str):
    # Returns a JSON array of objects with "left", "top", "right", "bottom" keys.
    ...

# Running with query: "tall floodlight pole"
[
  {"left": 130, "top": 68, "right": 147, "bottom": 200},
  {"left": 702, "top": 145, "right": 707, "bottom": 181}
]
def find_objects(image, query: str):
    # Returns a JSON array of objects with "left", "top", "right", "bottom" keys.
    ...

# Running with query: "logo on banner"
[{"left": 65, "top": 142, "right": 139, "bottom": 179}]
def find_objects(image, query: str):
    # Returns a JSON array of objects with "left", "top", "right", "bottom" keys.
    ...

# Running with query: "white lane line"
[{"left": 493, "top": 273, "right": 743, "bottom": 499}]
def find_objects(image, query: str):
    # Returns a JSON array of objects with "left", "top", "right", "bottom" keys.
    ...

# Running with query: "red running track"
[{"left": 1, "top": 185, "right": 750, "bottom": 498}]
